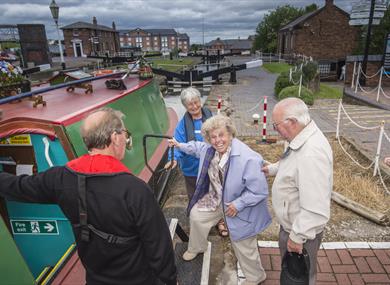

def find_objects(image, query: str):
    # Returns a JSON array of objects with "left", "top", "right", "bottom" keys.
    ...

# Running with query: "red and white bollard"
[
  {"left": 217, "top": 96, "right": 222, "bottom": 115},
  {"left": 262, "top": 96, "right": 267, "bottom": 142}
]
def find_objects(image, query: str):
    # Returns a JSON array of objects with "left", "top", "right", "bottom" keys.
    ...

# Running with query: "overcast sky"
[{"left": 1, "top": 0, "right": 359, "bottom": 44}]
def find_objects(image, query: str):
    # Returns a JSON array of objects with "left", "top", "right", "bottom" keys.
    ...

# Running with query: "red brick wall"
[
  {"left": 278, "top": 3, "right": 359, "bottom": 61},
  {"left": 63, "top": 28, "right": 118, "bottom": 56}
]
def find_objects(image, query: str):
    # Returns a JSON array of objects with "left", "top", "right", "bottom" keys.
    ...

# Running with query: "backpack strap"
[
  {"left": 78, "top": 175, "right": 90, "bottom": 242},
  {"left": 76, "top": 174, "right": 134, "bottom": 245},
  {"left": 87, "top": 224, "right": 137, "bottom": 244}
]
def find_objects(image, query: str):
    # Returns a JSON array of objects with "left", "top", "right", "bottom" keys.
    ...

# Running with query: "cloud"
[{"left": 0, "top": 0, "right": 355, "bottom": 44}]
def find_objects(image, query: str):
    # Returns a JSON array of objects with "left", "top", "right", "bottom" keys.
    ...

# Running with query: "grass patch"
[
  {"left": 262, "top": 63, "right": 292, "bottom": 74},
  {"left": 314, "top": 83, "right": 343, "bottom": 99},
  {"left": 150, "top": 58, "right": 195, "bottom": 72}
]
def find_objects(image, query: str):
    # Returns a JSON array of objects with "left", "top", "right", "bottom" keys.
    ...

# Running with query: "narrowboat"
[{"left": 0, "top": 71, "right": 178, "bottom": 284}]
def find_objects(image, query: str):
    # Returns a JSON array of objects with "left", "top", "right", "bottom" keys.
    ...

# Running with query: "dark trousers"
[
  {"left": 184, "top": 175, "right": 197, "bottom": 201},
  {"left": 279, "top": 227, "right": 323, "bottom": 285}
]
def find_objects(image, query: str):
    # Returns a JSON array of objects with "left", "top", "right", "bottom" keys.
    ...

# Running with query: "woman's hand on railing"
[{"left": 167, "top": 138, "right": 180, "bottom": 148}]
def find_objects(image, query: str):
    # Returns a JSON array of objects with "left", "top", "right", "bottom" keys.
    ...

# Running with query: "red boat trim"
[
  {"left": 0, "top": 128, "right": 57, "bottom": 139},
  {"left": 50, "top": 249, "right": 84, "bottom": 285},
  {"left": 59, "top": 79, "right": 152, "bottom": 126},
  {"left": 138, "top": 108, "right": 178, "bottom": 183}
]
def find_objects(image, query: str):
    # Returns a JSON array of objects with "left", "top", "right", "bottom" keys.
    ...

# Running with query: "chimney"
[
  {"left": 112, "top": 21, "right": 116, "bottom": 30},
  {"left": 92, "top": 16, "right": 97, "bottom": 26},
  {"left": 325, "top": 0, "right": 333, "bottom": 6}
]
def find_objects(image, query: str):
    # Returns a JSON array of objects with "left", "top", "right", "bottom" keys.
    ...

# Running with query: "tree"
[
  {"left": 354, "top": 6, "right": 390, "bottom": 55},
  {"left": 253, "top": 4, "right": 317, "bottom": 53},
  {"left": 190, "top": 44, "right": 202, "bottom": 51}
]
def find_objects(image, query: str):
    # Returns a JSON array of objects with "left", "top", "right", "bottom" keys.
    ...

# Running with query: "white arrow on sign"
[
  {"left": 351, "top": 3, "right": 387, "bottom": 13},
  {"left": 44, "top": 223, "right": 55, "bottom": 232},
  {"left": 350, "top": 11, "right": 385, "bottom": 19},
  {"left": 349, "top": 18, "right": 381, "bottom": 26}
]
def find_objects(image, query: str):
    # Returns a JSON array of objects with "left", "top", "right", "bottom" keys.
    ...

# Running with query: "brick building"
[
  {"left": 177, "top": 33, "right": 190, "bottom": 53},
  {"left": 61, "top": 17, "right": 119, "bottom": 57},
  {"left": 277, "top": 0, "right": 359, "bottom": 79},
  {"left": 205, "top": 37, "right": 253, "bottom": 54},
  {"left": 118, "top": 28, "right": 189, "bottom": 53}
]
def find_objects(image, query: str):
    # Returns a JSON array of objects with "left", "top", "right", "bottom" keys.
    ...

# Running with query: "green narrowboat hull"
[{"left": 0, "top": 76, "right": 177, "bottom": 284}]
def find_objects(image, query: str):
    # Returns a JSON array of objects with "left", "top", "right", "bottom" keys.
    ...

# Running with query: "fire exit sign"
[{"left": 11, "top": 220, "right": 59, "bottom": 235}]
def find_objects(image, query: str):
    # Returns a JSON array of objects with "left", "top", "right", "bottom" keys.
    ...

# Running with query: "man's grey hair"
[
  {"left": 201, "top": 115, "right": 237, "bottom": 144},
  {"left": 80, "top": 107, "right": 125, "bottom": 150},
  {"left": 277, "top": 97, "right": 311, "bottom": 126},
  {"left": 180, "top": 87, "right": 201, "bottom": 106}
]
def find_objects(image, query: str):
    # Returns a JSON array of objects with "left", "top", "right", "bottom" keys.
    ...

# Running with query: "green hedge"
[
  {"left": 274, "top": 72, "right": 293, "bottom": 96},
  {"left": 278, "top": 85, "right": 314, "bottom": 105}
]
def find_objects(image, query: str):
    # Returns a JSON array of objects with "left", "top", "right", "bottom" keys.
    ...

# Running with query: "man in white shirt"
[{"left": 263, "top": 97, "right": 333, "bottom": 285}]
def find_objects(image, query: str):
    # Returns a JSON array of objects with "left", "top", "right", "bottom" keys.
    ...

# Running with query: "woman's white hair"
[
  {"left": 180, "top": 87, "right": 201, "bottom": 106},
  {"left": 277, "top": 97, "right": 311, "bottom": 126},
  {"left": 201, "top": 115, "right": 237, "bottom": 144}
]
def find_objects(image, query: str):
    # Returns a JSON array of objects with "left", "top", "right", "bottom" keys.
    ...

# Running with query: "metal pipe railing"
[{"left": 0, "top": 71, "right": 126, "bottom": 105}]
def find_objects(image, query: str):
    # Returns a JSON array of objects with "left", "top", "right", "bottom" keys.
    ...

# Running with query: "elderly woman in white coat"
[{"left": 168, "top": 115, "right": 271, "bottom": 285}]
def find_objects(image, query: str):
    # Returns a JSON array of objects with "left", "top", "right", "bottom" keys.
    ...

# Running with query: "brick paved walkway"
[{"left": 259, "top": 246, "right": 390, "bottom": 285}]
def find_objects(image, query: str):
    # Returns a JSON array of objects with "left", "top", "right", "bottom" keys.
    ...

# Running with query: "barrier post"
[
  {"left": 217, "top": 96, "right": 222, "bottom": 115},
  {"left": 376, "top": 66, "right": 383, "bottom": 102},
  {"left": 298, "top": 74, "right": 302, "bottom": 97},
  {"left": 289, "top": 68, "right": 292, "bottom": 82},
  {"left": 355, "top": 62, "right": 361, "bottom": 93},
  {"left": 262, "top": 96, "right": 267, "bottom": 142},
  {"left": 351, "top": 61, "right": 356, "bottom": 89},
  {"left": 336, "top": 100, "right": 342, "bottom": 139},
  {"left": 373, "top": 121, "right": 385, "bottom": 176}
]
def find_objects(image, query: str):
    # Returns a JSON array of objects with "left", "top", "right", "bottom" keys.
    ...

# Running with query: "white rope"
[
  {"left": 380, "top": 88, "right": 390, "bottom": 99},
  {"left": 337, "top": 135, "right": 376, "bottom": 170},
  {"left": 340, "top": 103, "right": 381, "bottom": 130},
  {"left": 356, "top": 80, "right": 379, "bottom": 94},
  {"left": 243, "top": 97, "right": 265, "bottom": 113},
  {"left": 359, "top": 66, "right": 382, "bottom": 79},
  {"left": 290, "top": 76, "right": 301, "bottom": 86},
  {"left": 384, "top": 131, "right": 390, "bottom": 143},
  {"left": 377, "top": 166, "right": 390, "bottom": 195}
]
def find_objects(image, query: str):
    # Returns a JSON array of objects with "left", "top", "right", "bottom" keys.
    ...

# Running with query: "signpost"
[
  {"left": 11, "top": 220, "right": 59, "bottom": 235},
  {"left": 383, "top": 33, "right": 390, "bottom": 74},
  {"left": 349, "top": 0, "right": 387, "bottom": 26},
  {"left": 349, "top": 0, "right": 388, "bottom": 85}
]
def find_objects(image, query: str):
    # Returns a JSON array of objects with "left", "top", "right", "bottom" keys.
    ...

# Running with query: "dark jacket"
[{"left": 0, "top": 154, "right": 177, "bottom": 285}]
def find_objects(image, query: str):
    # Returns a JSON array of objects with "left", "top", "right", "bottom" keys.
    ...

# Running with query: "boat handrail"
[{"left": 0, "top": 71, "right": 127, "bottom": 106}]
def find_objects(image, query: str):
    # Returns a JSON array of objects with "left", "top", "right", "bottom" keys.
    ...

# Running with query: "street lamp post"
[{"left": 49, "top": 0, "right": 66, "bottom": 70}]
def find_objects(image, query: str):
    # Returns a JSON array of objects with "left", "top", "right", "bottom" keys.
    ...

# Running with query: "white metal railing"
[{"left": 255, "top": 51, "right": 312, "bottom": 63}]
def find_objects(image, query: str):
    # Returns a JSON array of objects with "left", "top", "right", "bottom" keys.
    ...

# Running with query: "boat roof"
[{"left": 0, "top": 75, "right": 151, "bottom": 127}]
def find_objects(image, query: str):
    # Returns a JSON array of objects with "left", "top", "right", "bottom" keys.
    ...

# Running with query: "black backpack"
[{"left": 280, "top": 248, "right": 310, "bottom": 285}]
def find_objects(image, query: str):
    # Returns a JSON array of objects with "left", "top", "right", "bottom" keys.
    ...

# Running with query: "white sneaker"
[{"left": 182, "top": 250, "right": 199, "bottom": 261}]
